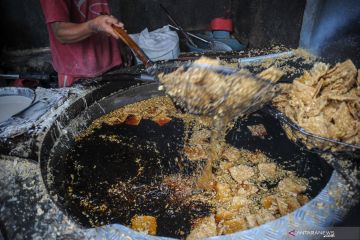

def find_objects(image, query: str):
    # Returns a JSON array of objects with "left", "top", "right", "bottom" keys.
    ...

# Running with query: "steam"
[{"left": 307, "top": 0, "right": 360, "bottom": 54}]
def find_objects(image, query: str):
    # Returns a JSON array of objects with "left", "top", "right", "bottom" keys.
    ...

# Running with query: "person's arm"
[{"left": 52, "top": 15, "right": 124, "bottom": 44}]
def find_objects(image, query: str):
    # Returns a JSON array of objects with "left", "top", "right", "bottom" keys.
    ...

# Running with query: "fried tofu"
[
  {"left": 215, "top": 182, "right": 232, "bottom": 201},
  {"left": 276, "top": 196, "right": 301, "bottom": 216},
  {"left": 229, "top": 165, "right": 255, "bottom": 183},
  {"left": 245, "top": 214, "right": 258, "bottom": 228},
  {"left": 215, "top": 197, "right": 250, "bottom": 223},
  {"left": 258, "top": 163, "right": 277, "bottom": 179},
  {"left": 261, "top": 195, "right": 277, "bottom": 209},
  {"left": 278, "top": 178, "right": 307, "bottom": 195}
]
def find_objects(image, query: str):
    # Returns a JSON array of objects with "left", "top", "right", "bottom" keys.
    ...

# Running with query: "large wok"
[{"left": 38, "top": 77, "right": 353, "bottom": 239}]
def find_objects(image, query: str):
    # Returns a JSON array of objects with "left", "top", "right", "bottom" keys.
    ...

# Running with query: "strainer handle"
[{"left": 112, "top": 25, "right": 154, "bottom": 68}]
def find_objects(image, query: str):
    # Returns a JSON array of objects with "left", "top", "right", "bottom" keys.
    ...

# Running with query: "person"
[{"left": 40, "top": 0, "right": 131, "bottom": 87}]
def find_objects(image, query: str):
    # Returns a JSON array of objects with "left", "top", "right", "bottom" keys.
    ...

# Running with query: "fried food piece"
[
  {"left": 255, "top": 209, "right": 276, "bottom": 225},
  {"left": 146, "top": 105, "right": 167, "bottom": 117},
  {"left": 278, "top": 178, "right": 307, "bottom": 195},
  {"left": 229, "top": 196, "right": 251, "bottom": 211},
  {"left": 247, "top": 124, "right": 268, "bottom": 137},
  {"left": 258, "top": 163, "right": 277, "bottom": 179},
  {"left": 104, "top": 116, "right": 126, "bottom": 125},
  {"left": 187, "top": 215, "right": 217, "bottom": 240},
  {"left": 215, "top": 182, "right": 232, "bottom": 200},
  {"left": 273, "top": 59, "right": 360, "bottom": 149},
  {"left": 229, "top": 165, "right": 255, "bottom": 183},
  {"left": 237, "top": 184, "right": 259, "bottom": 197},
  {"left": 130, "top": 215, "right": 157, "bottom": 235},
  {"left": 297, "top": 194, "right": 309, "bottom": 205},
  {"left": 124, "top": 114, "right": 142, "bottom": 126},
  {"left": 219, "top": 218, "right": 248, "bottom": 235},
  {"left": 222, "top": 146, "right": 241, "bottom": 162},
  {"left": 242, "top": 150, "right": 269, "bottom": 164},
  {"left": 329, "top": 102, "right": 359, "bottom": 140},
  {"left": 261, "top": 195, "right": 277, "bottom": 209},
  {"left": 285, "top": 196, "right": 301, "bottom": 211},
  {"left": 276, "top": 197, "right": 290, "bottom": 216},
  {"left": 321, "top": 60, "right": 357, "bottom": 95},
  {"left": 276, "top": 196, "right": 301, "bottom": 216},
  {"left": 245, "top": 214, "right": 258, "bottom": 228},
  {"left": 215, "top": 209, "right": 237, "bottom": 223},
  {"left": 184, "top": 145, "right": 207, "bottom": 161},
  {"left": 152, "top": 115, "right": 172, "bottom": 126}
]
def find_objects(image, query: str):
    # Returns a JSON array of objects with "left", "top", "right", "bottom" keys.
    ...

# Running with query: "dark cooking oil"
[
  {"left": 56, "top": 106, "right": 333, "bottom": 239},
  {"left": 62, "top": 118, "right": 212, "bottom": 238}
]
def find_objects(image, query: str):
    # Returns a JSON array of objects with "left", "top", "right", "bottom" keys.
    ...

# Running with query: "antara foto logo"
[{"left": 288, "top": 229, "right": 296, "bottom": 237}]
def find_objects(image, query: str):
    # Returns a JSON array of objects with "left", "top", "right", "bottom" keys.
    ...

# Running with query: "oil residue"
[{"left": 63, "top": 118, "right": 212, "bottom": 238}]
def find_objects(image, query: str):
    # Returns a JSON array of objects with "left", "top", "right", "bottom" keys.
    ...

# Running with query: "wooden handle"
[{"left": 112, "top": 25, "right": 153, "bottom": 67}]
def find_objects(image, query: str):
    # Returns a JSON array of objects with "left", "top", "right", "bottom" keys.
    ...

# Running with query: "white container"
[{"left": 130, "top": 26, "right": 180, "bottom": 64}]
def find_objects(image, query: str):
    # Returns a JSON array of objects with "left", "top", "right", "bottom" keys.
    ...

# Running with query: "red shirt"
[{"left": 40, "top": 0, "right": 122, "bottom": 77}]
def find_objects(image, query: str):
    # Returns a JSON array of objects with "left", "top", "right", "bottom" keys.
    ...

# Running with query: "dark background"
[{"left": 0, "top": 0, "right": 306, "bottom": 51}]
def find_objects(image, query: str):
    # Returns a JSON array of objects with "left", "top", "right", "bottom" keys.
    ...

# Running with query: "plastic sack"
[{"left": 130, "top": 26, "right": 180, "bottom": 64}]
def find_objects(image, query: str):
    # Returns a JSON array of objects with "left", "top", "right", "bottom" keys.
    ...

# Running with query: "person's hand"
[{"left": 87, "top": 15, "right": 124, "bottom": 39}]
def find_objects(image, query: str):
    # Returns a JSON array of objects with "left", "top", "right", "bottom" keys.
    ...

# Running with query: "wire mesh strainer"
[
  {"left": 265, "top": 105, "right": 360, "bottom": 189},
  {"left": 156, "top": 62, "right": 281, "bottom": 117}
]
